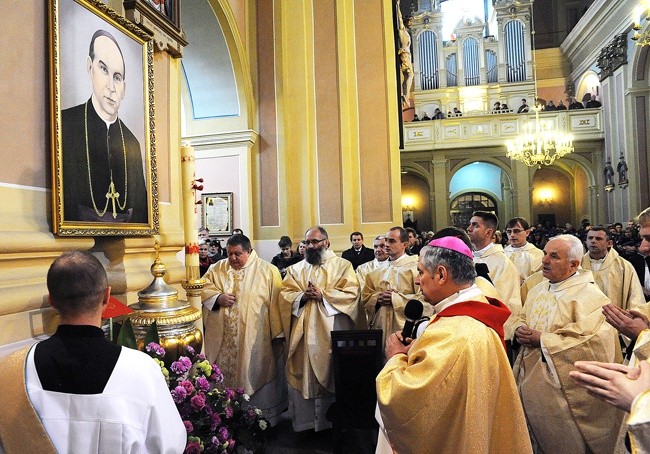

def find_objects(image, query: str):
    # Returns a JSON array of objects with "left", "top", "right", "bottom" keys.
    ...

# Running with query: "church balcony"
[{"left": 402, "top": 108, "right": 603, "bottom": 152}]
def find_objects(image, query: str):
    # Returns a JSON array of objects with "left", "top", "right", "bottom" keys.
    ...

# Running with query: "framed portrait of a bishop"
[{"left": 50, "top": 0, "right": 158, "bottom": 235}]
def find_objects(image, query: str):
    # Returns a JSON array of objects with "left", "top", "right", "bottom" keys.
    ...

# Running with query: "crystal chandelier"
[
  {"left": 505, "top": 106, "right": 574, "bottom": 167},
  {"left": 504, "top": 9, "right": 574, "bottom": 168}
]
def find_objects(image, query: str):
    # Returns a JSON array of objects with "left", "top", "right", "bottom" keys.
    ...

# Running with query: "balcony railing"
[{"left": 402, "top": 108, "right": 603, "bottom": 151}]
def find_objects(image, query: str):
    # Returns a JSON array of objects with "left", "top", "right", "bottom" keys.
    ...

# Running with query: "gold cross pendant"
[{"left": 106, "top": 181, "right": 120, "bottom": 219}]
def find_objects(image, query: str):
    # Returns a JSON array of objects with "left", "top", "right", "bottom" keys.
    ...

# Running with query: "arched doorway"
[{"left": 450, "top": 192, "right": 498, "bottom": 228}]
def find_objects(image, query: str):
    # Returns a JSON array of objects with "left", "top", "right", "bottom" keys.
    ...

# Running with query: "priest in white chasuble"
[
  {"left": 201, "top": 234, "right": 285, "bottom": 426},
  {"left": 376, "top": 237, "right": 531, "bottom": 454},
  {"left": 503, "top": 217, "right": 544, "bottom": 284},
  {"left": 355, "top": 235, "right": 389, "bottom": 292},
  {"left": 468, "top": 211, "right": 523, "bottom": 340},
  {"left": 362, "top": 227, "right": 428, "bottom": 347},
  {"left": 279, "top": 226, "right": 363, "bottom": 432},
  {"left": 514, "top": 234, "right": 624, "bottom": 454},
  {"left": 581, "top": 227, "right": 645, "bottom": 311}
]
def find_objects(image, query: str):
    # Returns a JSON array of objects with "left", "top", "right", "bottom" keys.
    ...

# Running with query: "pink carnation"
[
  {"left": 179, "top": 380, "right": 194, "bottom": 394},
  {"left": 183, "top": 420, "right": 193, "bottom": 433},
  {"left": 190, "top": 393, "right": 206, "bottom": 411},
  {"left": 171, "top": 386, "right": 187, "bottom": 403},
  {"left": 184, "top": 441, "right": 201, "bottom": 454},
  {"left": 195, "top": 376, "right": 210, "bottom": 392}
]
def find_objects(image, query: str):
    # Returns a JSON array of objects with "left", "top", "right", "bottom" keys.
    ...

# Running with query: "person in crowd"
[
  {"left": 517, "top": 98, "right": 530, "bottom": 113},
  {"left": 421, "top": 112, "right": 431, "bottom": 120},
  {"left": 412, "top": 113, "right": 420, "bottom": 121},
  {"left": 405, "top": 227, "right": 420, "bottom": 256},
  {"left": 201, "top": 234, "right": 286, "bottom": 426},
  {"left": 500, "top": 103, "right": 510, "bottom": 111},
  {"left": 271, "top": 235, "right": 302, "bottom": 277},
  {"left": 208, "top": 239, "right": 225, "bottom": 262},
  {"left": 198, "top": 227, "right": 210, "bottom": 241},
  {"left": 467, "top": 211, "right": 522, "bottom": 341},
  {"left": 452, "top": 107, "right": 462, "bottom": 116},
  {"left": 0, "top": 251, "right": 186, "bottom": 453},
  {"left": 341, "top": 231, "right": 375, "bottom": 270},
  {"left": 356, "top": 235, "right": 389, "bottom": 292},
  {"left": 363, "top": 227, "right": 427, "bottom": 347},
  {"left": 296, "top": 240, "right": 307, "bottom": 259},
  {"left": 503, "top": 217, "right": 544, "bottom": 285},
  {"left": 569, "top": 97, "right": 585, "bottom": 109},
  {"left": 492, "top": 101, "right": 501, "bottom": 112},
  {"left": 545, "top": 100, "right": 557, "bottom": 111},
  {"left": 375, "top": 237, "right": 531, "bottom": 453},
  {"left": 556, "top": 99, "right": 568, "bottom": 110},
  {"left": 581, "top": 227, "right": 645, "bottom": 311},
  {"left": 279, "top": 226, "right": 363, "bottom": 432},
  {"left": 585, "top": 93, "right": 602, "bottom": 108},
  {"left": 513, "top": 234, "right": 623, "bottom": 453},
  {"left": 432, "top": 108, "right": 445, "bottom": 119},
  {"left": 199, "top": 239, "right": 215, "bottom": 276}
]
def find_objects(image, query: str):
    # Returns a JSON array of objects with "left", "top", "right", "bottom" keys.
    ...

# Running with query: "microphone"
[{"left": 401, "top": 299, "right": 423, "bottom": 345}]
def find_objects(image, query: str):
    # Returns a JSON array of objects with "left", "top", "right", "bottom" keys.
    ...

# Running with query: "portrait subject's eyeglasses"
[
  {"left": 305, "top": 239, "right": 327, "bottom": 246},
  {"left": 506, "top": 229, "right": 524, "bottom": 234}
]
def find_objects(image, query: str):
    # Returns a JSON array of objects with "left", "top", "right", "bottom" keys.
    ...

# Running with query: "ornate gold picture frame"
[
  {"left": 201, "top": 193, "right": 233, "bottom": 236},
  {"left": 50, "top": 0, "right": 159, "bottom": 236}
]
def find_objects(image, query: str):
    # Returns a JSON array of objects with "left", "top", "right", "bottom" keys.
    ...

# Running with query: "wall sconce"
[
  {"left": 632, "top": 4, "right": 650, "bottom": 46},
  {"left": 538, "top": 188, "right": 554, "bottom": 207},
  {"left": 401, "top": 195, "right": 415, "bottom": 211}
]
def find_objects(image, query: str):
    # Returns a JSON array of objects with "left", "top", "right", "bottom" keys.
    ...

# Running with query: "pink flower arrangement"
[{"left": 144, "top": 343, "right": 268, "bottom": 453}]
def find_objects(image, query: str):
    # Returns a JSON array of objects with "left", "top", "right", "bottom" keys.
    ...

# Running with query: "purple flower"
[
  {"left": 184, "top": 441, "right": 201, "bottom": 454},
  {"left": 179, "top": 380, "right": 194, "bottom": 394},
  {"left": 225, "top": 388, "right": 235, "bottom": 400},
  {"left": 211, "top": 436, "right": 220, "bottom": 447},
  {"left": 171, "top": 356, "right": 193, "bottom": 374},
  {"left": 227, "top": 439, "right": 236, "bottom": 451},
  {"left": 225, "top": 406, "right": 234, "bottom": 419},
  {"left": 235, "top": 387, "right": 245, "bottom": 395},
  {"left": 210, "top": 412, "right": 222, "bottom": 431},
  {"left": 218, "top": 426, "right": 230, "bottom": 442},
  {"left": 195, "top": 376, "right": 210, "bottom": 392},
  {"left": 185, "top": 345, "right": 196, "bottom": 356},
  {"left": 171, "top": 386, "right": 188, "bottom": 403},
  {"left": 145, "top": 342, "right": 166, "bottom": 358},
  {"left": 183, "top": 420, "right": 194, "bottom": 433},
  {"left": 190, "top": 393, "right": 206, "bottom": 411}
]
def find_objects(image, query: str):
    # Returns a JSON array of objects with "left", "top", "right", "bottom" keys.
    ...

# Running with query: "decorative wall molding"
[{"left": 597, "top": 33, "right": 628, "bottom": 81}]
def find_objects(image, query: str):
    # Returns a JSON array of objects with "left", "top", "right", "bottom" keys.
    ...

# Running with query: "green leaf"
[
  {"left": 144, "top": 320, "right": 160, "bottom": 346},
  {"left": 116, "top": 318, "right": 138, "bottom": 350}
]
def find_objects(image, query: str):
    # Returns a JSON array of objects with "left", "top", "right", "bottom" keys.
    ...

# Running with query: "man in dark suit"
[{"left": 341, "top": 231, "right": 375, "bottom": 270}]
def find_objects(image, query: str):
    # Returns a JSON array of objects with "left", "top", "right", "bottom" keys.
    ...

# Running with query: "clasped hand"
[
  {"left": 302, "top": 282, "right": 323, "bottom": 303},
  {"left": 377, "top": 290, "right": 393, "bottom": 306},
  {"left": 217, "top": 293, "right": 236, "bottom": 307},
  {"left": 515, "top": 325, "right": 541, "bottom": 348}
]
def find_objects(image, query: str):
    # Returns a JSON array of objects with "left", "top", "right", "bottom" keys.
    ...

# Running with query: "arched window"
[
  {"left": 446, "top": 53, "right": 458, "bottom": 87},
  {"left": 504, "top": 20, "right": 526, "bottom": 82},
  {"left": 419, "top": 30, "right": 439, "bottom": 90},
  {"left": 463, "top": 37, "right": 480, "bottom": 86},
  {"left": 450, "top": 193, "right": 497, "bottom": 228},
  {"left": 486, "top": 49, "right": 497, "bottom": 84}
]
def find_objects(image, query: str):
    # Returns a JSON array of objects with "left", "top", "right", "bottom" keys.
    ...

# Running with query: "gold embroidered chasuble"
[
  {"left": 361, "top": 254, "right": 428, "bottom": 345},
  {"left": 513, "top": 271, "right": 624, "bottom": 454},
  {"left": 279, "top": 250, "right": 362, "bottom": 399},
  {"left": 581, "top": 248, "right": 646, "bottom": 311},
  {"left": 504, "top": 242, "right": 544, "bottom": 284},
  {"left": 474, "top": 243, "right": 523, "bottom": 339},
  {"left": 356, "top": 258, "right": 387, "bottom": 293},
  {"left": 628, "top": 387, "right": 650, "bottom": 454},
  {"left": 376, "top": 295, "right": 531, "bottom": 454},
  {"left": 201, "top": 250, "right": 283, "bottom": 395}
]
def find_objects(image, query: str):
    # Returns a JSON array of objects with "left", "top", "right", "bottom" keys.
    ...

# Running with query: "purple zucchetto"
[{"left": 427, "top": 236, "right": 473, "bottom": 259}]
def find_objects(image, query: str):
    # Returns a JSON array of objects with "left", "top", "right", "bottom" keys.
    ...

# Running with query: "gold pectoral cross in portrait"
[{"left": 106, "top": 181, "right": 120, "bottom": 219}]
